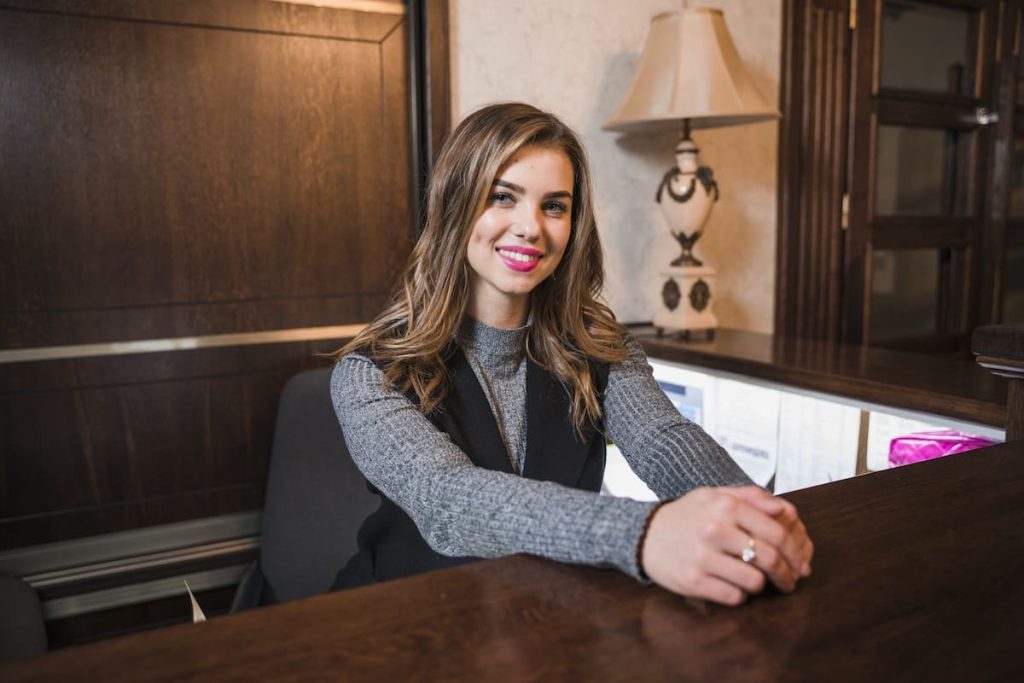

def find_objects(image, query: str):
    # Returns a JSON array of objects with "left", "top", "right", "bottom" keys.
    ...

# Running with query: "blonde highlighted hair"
[{"left": 337, "top": 102, "right": 627, "bottom": 436}]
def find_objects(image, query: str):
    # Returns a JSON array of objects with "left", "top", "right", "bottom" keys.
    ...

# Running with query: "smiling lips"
[{"left": 497, "top": 246, "right": 543, "bottom": 272}]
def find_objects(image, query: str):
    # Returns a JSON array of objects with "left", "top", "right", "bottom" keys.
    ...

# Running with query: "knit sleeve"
[
  {"left": 331, "top": 353, "right": 659, "bottom": 580},
  {"left": 603, "top": 334, "right": 753, "bottom": 499}
]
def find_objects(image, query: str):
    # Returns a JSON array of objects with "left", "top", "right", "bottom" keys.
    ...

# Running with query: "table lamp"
[{"left": 604, "top": 7, "right": 779, "bottom": 339}]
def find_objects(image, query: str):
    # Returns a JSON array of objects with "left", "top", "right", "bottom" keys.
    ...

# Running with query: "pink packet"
[{"left": 889, "top": 429, "right": 997, "bottom": 468}]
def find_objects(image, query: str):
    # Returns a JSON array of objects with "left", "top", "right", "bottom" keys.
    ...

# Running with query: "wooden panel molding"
[{"left": 776, "top": 0, "right": 850, "bottom": 342}]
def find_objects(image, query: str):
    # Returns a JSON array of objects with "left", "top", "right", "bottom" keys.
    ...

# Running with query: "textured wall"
[{"left": 450, "top": 0, "right": 781, "bottom": 332}]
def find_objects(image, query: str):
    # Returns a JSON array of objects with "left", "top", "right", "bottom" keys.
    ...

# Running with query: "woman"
[{"left": 331, "top": 102, "right": 813, "bottom": 604}]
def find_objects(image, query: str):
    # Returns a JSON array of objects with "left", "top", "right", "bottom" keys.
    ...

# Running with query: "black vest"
[{"left": 332, "top": 349, "right": 609, "bottom": 590}]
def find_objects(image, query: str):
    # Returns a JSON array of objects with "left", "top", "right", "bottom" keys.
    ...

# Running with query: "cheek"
[
  {"left": 551, "top": 221, "right": 573, "bottom": 257},
  {"left": 469, "top": 211, "right": 501, "bottom": 246},
  {"left": 466, "top": 216, "right": 495, "bottom": 268}
]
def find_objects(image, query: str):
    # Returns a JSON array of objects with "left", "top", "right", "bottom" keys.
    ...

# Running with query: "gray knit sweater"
[{"left": 330, "top": 318, "right": 751, "bottom": 581}]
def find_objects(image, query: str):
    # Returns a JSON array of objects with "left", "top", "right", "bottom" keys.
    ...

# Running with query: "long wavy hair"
[{"left": 337, "top": 102, "right": 627, "bottom": 436}]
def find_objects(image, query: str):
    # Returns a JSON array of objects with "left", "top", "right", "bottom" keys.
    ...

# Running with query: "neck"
[
  {"left": 475, "top": 310, "right": 528, "bottom": 329},
  {"left": 467, "top": 295, "right": 529, "bottom": 329}
]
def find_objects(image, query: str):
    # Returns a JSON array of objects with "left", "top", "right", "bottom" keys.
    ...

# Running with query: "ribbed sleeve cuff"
[{"left": 605, "top": 498, "right": 664, "bottom": 582}]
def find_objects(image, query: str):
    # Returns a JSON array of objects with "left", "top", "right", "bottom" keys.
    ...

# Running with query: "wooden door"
[{"left": 845, "top": 0, "right": 1000, "bottom": 349}]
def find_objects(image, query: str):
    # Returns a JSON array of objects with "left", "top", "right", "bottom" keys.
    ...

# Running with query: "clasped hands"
[{"left": 641, "top": 486, "right": 814, "bottom": 606}]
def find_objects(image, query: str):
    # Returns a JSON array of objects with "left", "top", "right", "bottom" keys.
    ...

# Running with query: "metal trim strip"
[
  {"left": 0, "top": 512, "right": 261, "bottom": 576},
  {"left": 26, "top": 538, "right": 259, "bottom": 589},
  {"left": 41, "top": 565, "right": 250, "bottom": 620},
  {"left": 0, "top": 324, "right": 365, "bottom": 364}
]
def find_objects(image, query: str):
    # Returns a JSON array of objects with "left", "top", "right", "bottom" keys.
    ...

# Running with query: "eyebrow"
[{"left": 493, "top": 180, "right": 573, "bottom": 201}]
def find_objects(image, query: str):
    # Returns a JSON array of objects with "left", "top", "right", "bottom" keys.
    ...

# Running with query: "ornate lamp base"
[{"left": 654, "top": 265, "right": 718, "bottom": 339}]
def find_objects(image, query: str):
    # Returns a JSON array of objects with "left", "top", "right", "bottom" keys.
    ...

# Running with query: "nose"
[{"left": 512, "top": 205, "right": 543, "bottom": 241}]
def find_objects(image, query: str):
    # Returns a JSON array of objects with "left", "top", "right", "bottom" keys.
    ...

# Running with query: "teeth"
[{"left": 498, "top": 249, "right": 540, "bottom": 263}]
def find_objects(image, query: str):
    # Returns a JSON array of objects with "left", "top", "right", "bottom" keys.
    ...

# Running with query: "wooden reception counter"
[
  {"left": 636, "top": 328, "right": 1007, "bottom": 429},
  {"left": 3, "top": 440, "right": 1022, "bottom": 682}
]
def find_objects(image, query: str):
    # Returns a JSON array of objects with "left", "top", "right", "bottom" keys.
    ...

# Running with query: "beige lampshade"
[{"left": 604, "top": 9, "right": 779, "bottom": 132}]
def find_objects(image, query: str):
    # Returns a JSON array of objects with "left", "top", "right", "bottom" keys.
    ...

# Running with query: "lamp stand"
[
  {"left": 654, "top": 265, "right": 717, "bottom": 340},
  {"left": 653, "top": 122, "right": 719, "bottom": 338}
]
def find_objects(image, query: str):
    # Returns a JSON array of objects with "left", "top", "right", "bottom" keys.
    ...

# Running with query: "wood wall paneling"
[
  {"left": 0, "top": 0, "right": 439, "bottom": 562},
  {"left": 375, "top": 13, "right": 414, "bottom": 282},
  {"left": 0, "top": 0, "right": 403, "bottom": 42},
  {"left": 0, "top": 339, "right": 347, "bottom": 550},
  {"left": 1, "top": 294, "right": 388, "bottom": 350},
  {"left": 776, "top": 0, "right": 849, "bottom": 342},
  {"left": 0, "top": 5, "right": 406, "bottom": 347}
]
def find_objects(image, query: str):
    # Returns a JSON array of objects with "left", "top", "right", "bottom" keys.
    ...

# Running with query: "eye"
[
  {"left": 489, "top": 191, "right": 515, "bottom": 206},
  {"left": 543, "top": 201, "right": 568, "bottom": 217}
]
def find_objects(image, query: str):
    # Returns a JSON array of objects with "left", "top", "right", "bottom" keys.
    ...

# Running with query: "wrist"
[{"left": 636, "top": 500, "right": 671, "bottom": 582}]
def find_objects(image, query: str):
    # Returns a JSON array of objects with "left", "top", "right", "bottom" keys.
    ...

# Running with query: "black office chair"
[
  {"left": 0, "top": 574, "right": 47, "bottom": 660},
  {"left": 232, "top": 366, "right": 380, "bottom": 610}
]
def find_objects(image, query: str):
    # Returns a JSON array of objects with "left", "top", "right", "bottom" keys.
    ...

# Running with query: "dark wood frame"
[
  {"left": 776, "top": 0, "right": 851, "bottom": 343},
  {"left": 983, "top": 0, "right": 1024, "bottom": 322},
  {"left": 846, "top": 0, "right": 999, "bottom": 350},
  {"left": 777, "top": 0, "right": 1014, "bottom": 349},
  {"left": 408, "top": 0, "right": 451, "bottom": 232}
]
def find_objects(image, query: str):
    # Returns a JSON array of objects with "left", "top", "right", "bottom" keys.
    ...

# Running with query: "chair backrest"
[
  {"left": 0, "top": 574, "right": 47, "bottom": 660},
  {"left": 258, "top": 367, "right": 380, "bottom": 603}
]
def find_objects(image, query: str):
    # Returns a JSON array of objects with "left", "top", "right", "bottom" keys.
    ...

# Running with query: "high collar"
[{"left": 459, "top": 316, "right": 529, "bottom": 366}]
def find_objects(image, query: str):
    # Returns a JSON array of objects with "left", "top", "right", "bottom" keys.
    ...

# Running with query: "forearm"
[
  {"left": 332, "top": 355, "right": 657, "bottom": 578},
  {"left": 604, "top": 335, "right": 752, "bottom": 498}
]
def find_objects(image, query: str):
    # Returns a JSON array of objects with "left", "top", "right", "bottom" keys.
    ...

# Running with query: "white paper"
[
  {"left": 657, "top": 379, "right": 705, "bottom": 426},
  {"left": 601, "top": 444, "right": 658, "bottom": 502},
  {"left": 705, "top": 379, "right": 780, "bottom": 487},
  {"left": 648, "top": 360, "right": 717, "bottom": 428},
  {"left": 774, "top": 393, "right": 860, "bottom": 493},
  {"left": 184, "top": 579, "right": 207, "bottom": 623},
  {"left": 865, "top": 412, "right": 946, "bottom": 471}
]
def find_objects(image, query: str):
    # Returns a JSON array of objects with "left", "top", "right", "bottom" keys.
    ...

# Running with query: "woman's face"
[{"left": 465, "top": 144, "right": 574, "bottom": 326}]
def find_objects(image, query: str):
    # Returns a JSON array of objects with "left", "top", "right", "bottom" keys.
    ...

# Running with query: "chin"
[{"left": 502, "top": 284, "right": 540, "bottom": 298}]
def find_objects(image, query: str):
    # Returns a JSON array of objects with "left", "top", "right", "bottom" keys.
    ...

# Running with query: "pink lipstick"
[{"left": 496, "top": 246, "right": 543, "bottom": 272}]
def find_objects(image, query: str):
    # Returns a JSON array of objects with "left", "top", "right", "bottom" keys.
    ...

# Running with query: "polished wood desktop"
[
  {"left": 4, "top": 440, "right": 1022, "bottom": 681},
  {"left": 973, "top": 324, "right": 1024, "bottom": 440}
]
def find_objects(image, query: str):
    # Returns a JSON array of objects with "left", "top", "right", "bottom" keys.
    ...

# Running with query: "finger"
[
  {"left": 726, "top": 489, "right": 805, "bottom": 541},
  {"left": 702, "top": 518, "right": 798, "bottom": 593},
  {"left": 733, "top": 505, "right": 806, "bottom": 581},
  {"left": 682, "top": 573, "right": 749, "bottom": 607},
  {"left": 775, "top": 502, "right": 814, "bottom": 576},
  {"left": 795, "top": 526, "right": 814, "bottom": 575},
  {"left": 768, "top": 507, "right": 811, "bottom": 556},
  {"left": 719, "top": 488, "right": 814, "bottom": 578},
  {"left": 721, "top": 486, "right": 784, "bottom": 516},
  {"left": 704, "top": 491, "right": 806, "bottom": 581},
  {"left": 724, "top": 526, "right": 798, "bottom": 592},
  {"left": 703, "top": 551, "right": 767, "bottom": 596},
  {"left": 737, "top": 495, "right": 812, "bottom": 567},
  {"left": 740, "top": 535, "right": 798, "bottom": 593},
  {"left": 778, "top": 513, "right": 814, "bottom": 576}
]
